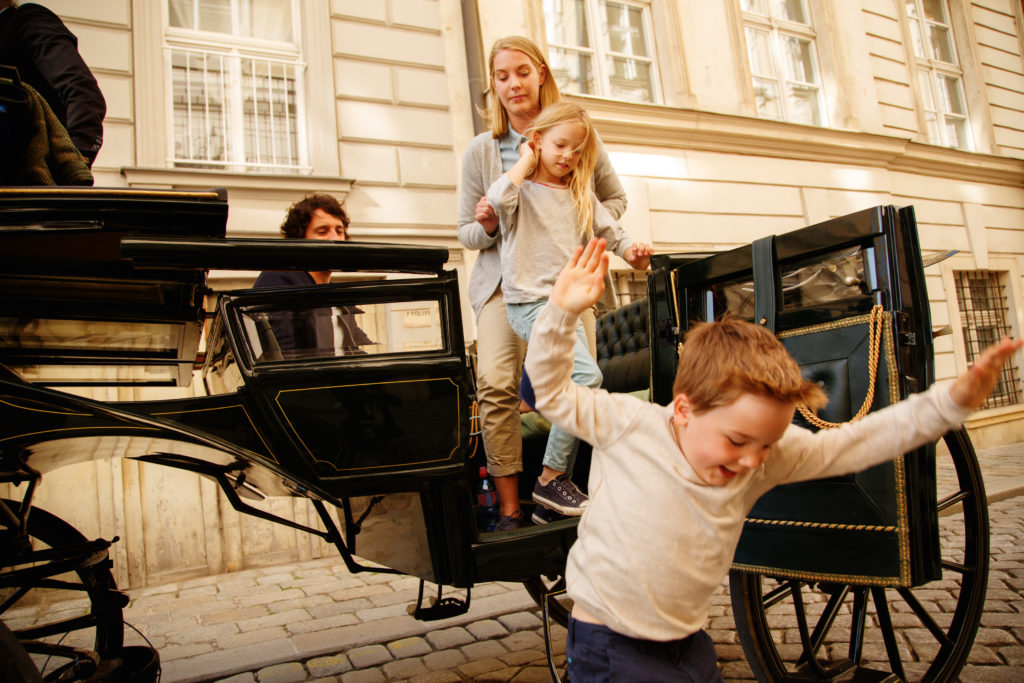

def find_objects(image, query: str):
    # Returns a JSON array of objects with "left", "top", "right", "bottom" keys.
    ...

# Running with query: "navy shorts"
[{"left": 566, "top": 617, "right": 723, "bottom": 682}]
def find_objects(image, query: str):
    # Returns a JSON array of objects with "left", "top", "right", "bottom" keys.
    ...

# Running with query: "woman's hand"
[
  {"left": 625, "top": 242, "right": 653, "bottom": 270},
  {"left": 475, "top": 195, "right": 499, "bottom": 236},
  {"left": 949, "top": 336, "right": 1023, "bottom": 410}
]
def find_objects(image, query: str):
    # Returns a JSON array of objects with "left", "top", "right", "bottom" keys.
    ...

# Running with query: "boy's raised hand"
[
  {"left": 949, "top": 336, "right": 1023, "bottom": 410},
  {"left": 551, "top": 237, "right": 609, "bottom": 316}
]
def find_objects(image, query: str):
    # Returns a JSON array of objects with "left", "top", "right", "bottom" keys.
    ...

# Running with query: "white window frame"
[
  {"left": 163, "top": 0, "right": 311, "bottom": 173},
  {"left": 543, "top": 0, "right": 663, "bottom": 104},
  {"left": 739, "top": 0, "right": 828, "bottom": 127},
  {"left": 903, "top": 0, "right": 973, "bottom": 151}
]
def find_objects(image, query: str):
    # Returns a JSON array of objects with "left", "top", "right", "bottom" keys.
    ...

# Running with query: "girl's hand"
[
  {"left": 949, "top": 336, "right": 1023, "bottom": 410},
  {"left": 518, "top": 139, "right": 536, "bottom": 161},
  {"left": 552, "top": 238, "right": 609, "bottom": 315},
  {"left": 625, "top": 242, "right": 653, "bottom": 270},
  {"left": 475, "top": 195, "right": 499, "bottom": 235},
  {"left": 507, "top": 139, "right": 539, "bottom": 186},
  {"left": 511, "top": 140, "right": 538, "bottom": 180}
]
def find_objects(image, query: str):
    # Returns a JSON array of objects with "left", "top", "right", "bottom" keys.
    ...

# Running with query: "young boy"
[{"left": 522, "top": 237, "right": 1022, "bottom": 681}]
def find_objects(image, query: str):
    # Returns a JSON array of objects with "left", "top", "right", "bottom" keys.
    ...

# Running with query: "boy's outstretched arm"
[
  {"left": 550, "top": 237, "right": 610, "bottom": 315},
  {"left": 949, "top": 336, "right": 1023, "bottom": 410}
]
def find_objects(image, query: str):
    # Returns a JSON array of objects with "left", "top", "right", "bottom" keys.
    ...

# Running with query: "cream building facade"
[{"left": 9, "top": 0, "right": 1023, "bottom": 587}]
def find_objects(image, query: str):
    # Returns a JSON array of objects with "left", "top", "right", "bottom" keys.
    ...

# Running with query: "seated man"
[{"left": 254, "top": 193, "right": 372, "bottom": 357}]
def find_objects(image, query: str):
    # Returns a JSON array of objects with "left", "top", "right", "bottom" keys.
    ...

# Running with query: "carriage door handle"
[{"left": 753, "top": 235, "right": 780, "bottom": 333}]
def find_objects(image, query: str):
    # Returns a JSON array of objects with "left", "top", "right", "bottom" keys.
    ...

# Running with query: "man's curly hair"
[{"left": 280, "top": 193, "right": 349, "bottom": 239}]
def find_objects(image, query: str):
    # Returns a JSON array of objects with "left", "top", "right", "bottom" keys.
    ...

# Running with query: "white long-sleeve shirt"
[{"left": 524, "top": 299, "right": 970, "bottom": 641}]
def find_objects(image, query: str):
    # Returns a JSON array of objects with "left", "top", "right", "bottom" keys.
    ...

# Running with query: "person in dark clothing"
[
  {"left": 254, "top": 194, "right": 372, "bottom": 357},
  {"left": 0, "top": 1, "right": 105, "bottom": 165}
]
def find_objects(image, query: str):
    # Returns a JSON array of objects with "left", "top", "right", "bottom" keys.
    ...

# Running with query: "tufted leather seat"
[{"left": 595, "top": 298, "right": 649, "bottom": 394}]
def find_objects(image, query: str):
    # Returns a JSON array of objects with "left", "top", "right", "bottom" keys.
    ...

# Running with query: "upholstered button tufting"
[{"left": 596, "top": 299, "right": 649, "bottom": 394}]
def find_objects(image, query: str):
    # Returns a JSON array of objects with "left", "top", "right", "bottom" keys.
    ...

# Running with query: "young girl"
[{"left": 485, "top": 101, "right": 652, "bottom": 519}]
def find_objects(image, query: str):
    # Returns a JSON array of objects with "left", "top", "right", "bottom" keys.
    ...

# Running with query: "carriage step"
[
  {"left": 408, "top": 596, "right": 470, "bottom": 621},
  {"left": 408, "top": 579, "right": 470, "bottom": 621}
]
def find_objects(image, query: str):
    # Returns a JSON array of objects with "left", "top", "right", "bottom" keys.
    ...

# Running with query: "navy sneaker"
[
  {"left": 494, "top": 510, "right": 525, "bottom": 531},
  {"left": 532, "top": 474, "right": 589, "bottom": 516},
  {"left": 531, "top": 505, "right": 567, "bottom": 525}
]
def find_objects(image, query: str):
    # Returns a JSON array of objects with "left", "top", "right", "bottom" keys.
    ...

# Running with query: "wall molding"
[{"left": 577, "top": 96, "right": 1024, "bottom": 188}]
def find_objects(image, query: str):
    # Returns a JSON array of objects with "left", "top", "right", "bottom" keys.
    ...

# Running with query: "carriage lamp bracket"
[{"left": 408, "top": 579, "right": 470, "bottom": 621}]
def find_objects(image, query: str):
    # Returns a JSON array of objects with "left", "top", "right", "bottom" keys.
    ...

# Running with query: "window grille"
[
  {"left": 905, "top": 0, "right": 971, "bottom": 150},
  {"left": 544, "top": 0, "right": 660, "bottom": 104},
  {"left": 613, "top": 270, "right": 649, "bottom": 307},
  {"left": 740, "top": 0, "right": 825, "bottom": 126},
  {"left": 169, "top": 47, "right": 305, "bottom": 171},
  {"left": 954, "top": 270, "right": 1022, "bottom": 409},
  {"left": 165, "top": 0, "right": 308, "bottom": 172}
]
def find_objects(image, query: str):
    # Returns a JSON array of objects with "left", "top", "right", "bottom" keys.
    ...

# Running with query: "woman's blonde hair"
[
  {"left": 486, "top": 36, "right": 562, "bottom": 138},
  {"left": 525, "top": 101, "right": 599, "bottom": 238}
]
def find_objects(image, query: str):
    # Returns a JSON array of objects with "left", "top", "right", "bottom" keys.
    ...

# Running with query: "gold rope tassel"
[{"left": 796, "top": 304, "right": 885, "bottom": 429}]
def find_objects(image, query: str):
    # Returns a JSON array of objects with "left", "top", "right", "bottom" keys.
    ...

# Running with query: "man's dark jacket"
[{"left": 0, "top": 3, "right": 105, "bottom": 164}]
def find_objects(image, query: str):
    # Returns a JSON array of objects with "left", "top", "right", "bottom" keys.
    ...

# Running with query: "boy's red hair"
[{"left": 672, "top": 316, "right": 828, "bottom": 413}]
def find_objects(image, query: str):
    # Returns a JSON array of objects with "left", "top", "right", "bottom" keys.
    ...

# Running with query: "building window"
[
  {"left": 613, "top": 270, "right": 648, "bottom": 306},
  {"left": 543, "top": 0, "right": 660, "bottom": 104},
  {"left": 904, "top": 0, "right": 971, "bottom": 150},
  {"left": 165, "top": 0, "right": 308, "bottom": 172},
  {"left": 954, "top": 270, "right": 1022, "bottom": 409},
  {"left": 740, "top": 0, "right": 826, "bottom": 126}
]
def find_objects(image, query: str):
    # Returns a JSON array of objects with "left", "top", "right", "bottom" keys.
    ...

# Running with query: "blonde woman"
[
  {"left": 487, "top": 101, "right": 651, "bottom": 518},
  {"left": 457, "top": 36, "right": 628, "bottom": 530}
]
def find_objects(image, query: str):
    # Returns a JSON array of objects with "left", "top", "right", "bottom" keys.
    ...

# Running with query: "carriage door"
[{"left": 649, "top": 205, "right": 940, "bottom": 586}]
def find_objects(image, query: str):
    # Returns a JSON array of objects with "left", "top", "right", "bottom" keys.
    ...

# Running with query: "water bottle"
[{"left": 476, "top": 466, "right": 499, "bottom": 531}]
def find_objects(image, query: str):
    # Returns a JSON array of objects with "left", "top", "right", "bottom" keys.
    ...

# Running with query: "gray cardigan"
[{"left": 457, "top": 130, "right": 628, "bottom": 317}]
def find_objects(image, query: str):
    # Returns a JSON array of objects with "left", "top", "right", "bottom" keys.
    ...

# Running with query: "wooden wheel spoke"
[
  {"left": 937, "top": 489, "right": 969, "bottom": 513},
  {"left": 761, "top": 579, "right": 796, "bottom": 610},
  {"left": 940, "top": 559, "right": 970, "bottom": 575},
  {"left": 896, "top": 586, "right": 953, "bottom": 647},
  {"left": 871, "top": 587, "right": 906, "bottom": 681},
  {"left": 802, "top": 585, "right": 851, "bottom": 662}
]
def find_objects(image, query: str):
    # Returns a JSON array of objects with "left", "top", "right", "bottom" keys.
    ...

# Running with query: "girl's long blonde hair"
[
  {"left": 525, "top": 102, "right": 598, "bottom": 238},
  {"left": 486, "top": 36, "right": 562, "bottom": 138}
]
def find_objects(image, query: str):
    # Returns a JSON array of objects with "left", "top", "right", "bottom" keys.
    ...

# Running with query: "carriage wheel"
[
  {"left": 729, "top": 428, "right": 989, "bottom": 681},
  {"left": 1, "top": 500, "right": 125, "bottom": 682}
]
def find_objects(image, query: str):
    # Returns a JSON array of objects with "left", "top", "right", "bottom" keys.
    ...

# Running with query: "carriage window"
[
  {"left": 713, "top": 246, "right": 867, "bottom": 319},
  {"left": 239, "top": 300, "right": 444, "bottom": 364}
]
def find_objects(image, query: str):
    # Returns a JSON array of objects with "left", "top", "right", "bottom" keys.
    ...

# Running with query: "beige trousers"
[{"left": 476, "top": 290, "right": 596, "bottom": 477}]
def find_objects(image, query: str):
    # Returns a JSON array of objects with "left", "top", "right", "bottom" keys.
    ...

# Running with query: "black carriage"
[{"left": 0, "top": 189, "right": 988, "bottom": 682}]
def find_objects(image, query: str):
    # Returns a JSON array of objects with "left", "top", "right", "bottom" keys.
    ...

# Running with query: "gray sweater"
[
  {"left": 457, "top": 131, "right": 627, "bottom": 317},
  {"left": 525, "top": 299, "right": 970, "bottom": 641},
  {"left": 487, "top": 176, "right": 633, "bottom": 303}
]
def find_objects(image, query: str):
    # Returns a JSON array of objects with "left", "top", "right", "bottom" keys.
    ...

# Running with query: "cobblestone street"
[
  {"left": 110, "top": 495, "right": 1024, "bottom": 682},
  {"left": 7, "top": 445, "right": 1024, "bottom": 682}
]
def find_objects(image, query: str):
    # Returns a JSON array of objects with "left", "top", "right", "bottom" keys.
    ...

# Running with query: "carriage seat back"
[{"left": 595, "top": 297, "right": 649, "bottom": 394}]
